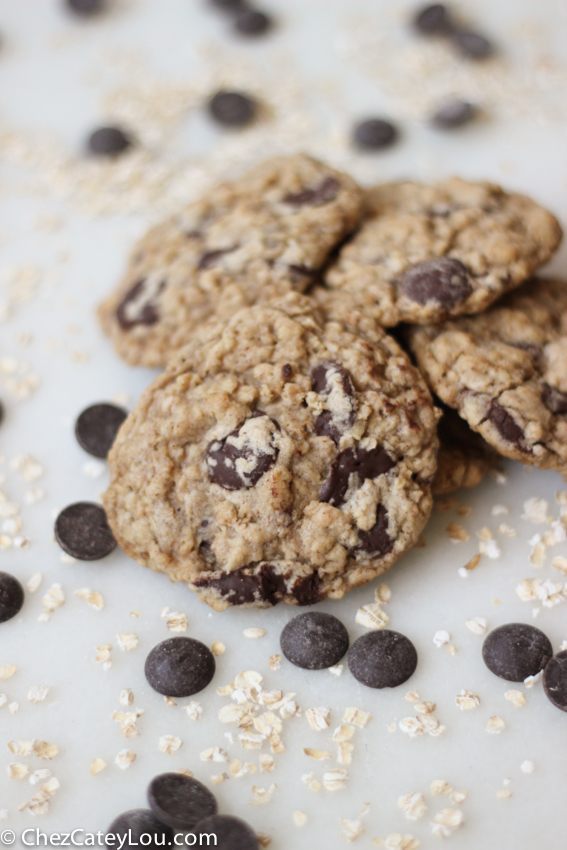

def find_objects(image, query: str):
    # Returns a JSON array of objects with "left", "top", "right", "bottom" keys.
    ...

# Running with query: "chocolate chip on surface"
[
  {"left": 431, "top": 99, "right": 477, "bottom": 128},
  {"left": 356, "top": 504, "right": 393, "bottom": 556},
  {"left": 397, "top": 257, "right": 473, "bottom": 307},
  {"left": 283, "top": 177, "right": 340, "bottom": 207},
  {"left": 452, "top": 29, "right": 494, "bottom": 59},
  {"left": 320, "top": 445, "right": 395, "bottom": 507},
  {"left": 144, "top": 637, "right": 215, "bottom": 697},
  {"left": 349, "top": 630, "right": 418, "bottom": 688},
  {"left": 55, "top": 502, "right": 117, "bottom": 560},
  {"left": 482, "top": 623, "right": 553, "bottom": 682},
  {"left": 234, "top": 9, "right": 272, "bottom": 36},
  {"left": 0, "top": 571, "right": 24, "bottom": 624},
  {"left": 413, "top": 3, "right": 453, "bottom": 35},
  {"left": 148, "top": 773, "right": 218, "bottom": 831},
  {"left": 543, "top": 650, "right": 567, "bottom": 712},
  {"left": 87, "top": 126, "right": 132, "bottom": 156},
  {"left": 206, "top": 413, "right": 279, "bottom": 490},
  {"left": 66, "top": 0, "right": 105, "bottom": 15},
  {"left": 486, "top": 400, "right": 526, "bottom": 450},
  {"left": 542, "top": 383, "right": 567, "bottom": 414},
  {"left": 0, "top": 400, "right": 4, "bottom": 426},
  {"left": 75, "top": 403, "right": 128, "bottom": 459},
  {"left": 106, "top": 809, "right": 174, "bottom": 849},
  {"left": 209, "top": 0, "right": 249, "bottom": 11},
  {"left": 193, "top": 815, "right": 259, "bottom": 850},
  {"left": 208, "top": 91, "right": 257, "bottom": 127},
  {"left": 280, "top": 611, "right": 349, "bottom": 670},
  {"left": 116, "top": 278, "right": 165, "bottom": 330},
  {"left": 353, "top": 118, "right": 398, "bottom": 151}
]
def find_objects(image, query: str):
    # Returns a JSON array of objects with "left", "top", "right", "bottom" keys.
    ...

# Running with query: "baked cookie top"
[
  {"left": 98, "top": 154, "right": 363, "bottom": 367},
  {"left": 407, "top": 278, "right": 567, "bottom": 475},
  {"left": 325, "top": 178, "right": 562, "bottom": 326},
  {"left": 104, "top": 294, "right": 438, "bottom": 610}
]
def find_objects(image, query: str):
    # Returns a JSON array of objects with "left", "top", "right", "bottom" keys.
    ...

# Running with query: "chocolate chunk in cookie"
[
  {"left": 312, "top": 361, "right": 356, "bottom": 443},
  {"left": 206, "top": 413, "right": 279, "bottom": 490},
  {"left": 320, "top": 445, "right": 395, "bottom": 506},
  {"left": 396, "top": 257, "right": 473, "bottom": 307}
]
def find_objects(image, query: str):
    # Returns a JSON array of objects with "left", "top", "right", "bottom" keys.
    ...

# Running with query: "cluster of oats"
[
  {"left": 0, "top": 452, "right": 43, "bottom": 550},
  {"left": 398, "top": 691, "right": 445, "bottom": 738},
  {"left": 355, "top": 583, "right": 391, "bottom": 630},
  {"left": 6, "top": 740, "right": 60, "bottom": 816}
]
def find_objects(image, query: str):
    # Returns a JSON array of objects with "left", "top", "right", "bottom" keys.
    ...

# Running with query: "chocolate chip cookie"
[
  {"left": 433, "top": 405, "right": 500, "bottom": 495},
  {"left": 104, "top": 294, "right": 438, "bottom": 610},
  {"left": 408, "top": 278, "right": 567, "bottom": 475},
  {"left": 98, "top": 155, "right": 363, "bottom": 367},
  {"left": 325, "top": 179, "right": 562, "bottom": 326}
]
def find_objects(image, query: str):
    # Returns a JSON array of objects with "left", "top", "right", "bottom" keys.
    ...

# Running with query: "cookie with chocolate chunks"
[
  {"left": 104, "top": 294, "right": 438, "bottom": 610},
  {"left": 98, "top": 154, "right": 363, "bottom": 367},
  {"left": 325, "top": 179, "right": 561, "bottom": 327},
  {"left": 408, "top": 278, "right": 567, "bottom": 475}
]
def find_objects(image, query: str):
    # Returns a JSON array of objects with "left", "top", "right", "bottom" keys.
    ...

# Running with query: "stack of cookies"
[{"left": 99, "top": 154, "right": 564, "bottom": 610}]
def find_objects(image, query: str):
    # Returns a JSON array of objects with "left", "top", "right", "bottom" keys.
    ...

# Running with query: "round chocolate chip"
[
  {"left": 486, "top": 400, "right": 526, "bottom": 450},
  {"left": 413, "top": 4, "right": 453, "bottom": 35},
  {"left": 482, "top": 623, "right": 553, "bottom": 682},
  {"left": 54, "top": 502, "right": 117, "bottom": 561},
  {"left": 234, "top": 10, "right": 272, "bottom": 36},
  {"left": 348, "top": 630, "right": 418, "bottom": 689},
  {"left": 87, "top": 126, "right": 132, "bottom": 157},
  {"left": 280, "top": 612, "right": 349, "bottom": 670},
  {"left": 193, "top": 815, "right": 259, "bottom": 850},
  {"left": 431, "top": 99, "right": 477, "bottom": 128},
  {"left": 206, "top": 413, "right": 279, "bottom": 491},
  {"left": 543, "top": 650, "right": 567, "bottom": 712},
  {"left": 353, "top": 119, "right": 398, "bottom": 151},
  {"left": 0, "top": 571, "right": 24, "bottom": 624},
  {"left": 356, "top": 504, "right": 393, "bottom": 557},
  {"left": 208, "top": 91, "right": 257, "bottom": 127},
  {"left": 397, "top": 257, "right": 473, "bottom": 307},
  {"left": 148, "top": 773, "right": 218, "bottom": 831},
  {"left": 75, "top": 403, "right": 128, "bottom": 459},
  {"left": 542, "top": 383, "right": 567, "bottom": 415},
  {"left": 66, "top": 0, "right": 105, "bottom": 15},
  {"left": 144, "top": 637, "right": 215, "bottom": 697},
  {"left": 106, "top": 809, "right": 174, "bottom": 849},
  {"left": 452, "top": 29, "right": 493, "bottom": 59}
]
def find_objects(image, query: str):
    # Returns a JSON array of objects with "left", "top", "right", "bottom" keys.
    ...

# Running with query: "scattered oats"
[
  {"left": 433, "top": 630, "right": 450, "bottom": 648},
  {"left": 421, "top": 715, "right": 445, "bottom": 736},
  {"left": 160, "top": 607, "right": 187, "bottom": 632},
  {"left": 405, "top": 690, "right": 420, "bottom": 703},
  {"left": 337, "top": 742, "right": 354, "bottom": 765},
  {"left": 111, "top": 709, "right": 144, "bottom": 738},
  {"left": 29, "top": 769, "right": 51, "bottom": 785},
  {"left": 293, "top": 811, "right": 307, "bottom": 827},
  {"left": 552, "top": 556, "right": 567, "bottom": 576},
  {"left": 356, "top": 602, "right": 389, "bottom": 630},
  {"left": 446, "top": 644, "right": 457, "bottom": 655},
  {"left": 257, "top": 834, "right": 271, "bottom": 848},
  {"left": 497, "top": 789, "right": 512, "bottom": 799},
  {"left": 304, "top": 748, "right": 331, "bottom": 760},
  {"left": 387, "top": 722, "right": 397, "bottom": 733},
  {"left": 82, "top": 460, "right": 106, "bottom": 479},
  {"left": 446, "top": 522, "right": 469, "bottom": 542},
  {"left": 254, "top": 711, "right": 283, "bottom": 737},
  {"left": 340, "top": 818, "right": 365, "bottom": 841},
  {"left": 492, "top": 505, "right": 509, "bottom": 516},
  {"left": 42, "top": 584, "right": 65, "bottom": 613},
  {"left": 113, "top": 748, "right": 136, "bottom": 770},
  {"left": 8, "top": 702, "right": 18, "bottom": 714},
  {"left": 244, "top": 628, "right": 266, "bottom": 639},
  {"left": 186, "top": 701, "right": 203, "bottom": 721},
  {"left": 523, "top": 498, "right": 550, "bottom": 524},
  {"left": 26, "top": 572, "right": 42, "bottom": 592},
  {"left": 486, "top": 716, "right": 506, "bottom": 734},
  {"left": 8, "top": 763, "right": 29, "bottom": 780},
  {"left": 32, "top": 741, "right": 59, "bottom": 760},
  {"left": 375, "top": 583, "right": 391, "bottom": 603},
  {"left": 211, "top": 773, "right": 229, "bottom": 785},
  {"left": 464, "top": 553, "right": 481, "bottom": 571},
  {"left": 332, "top": 724, "right": 355, "bottom": 743},
  {"left": 449, "top": 791, "right": 467, "bottom": 805},
  {"left": 505, "top": 690, "right": 526, "bottom": 707},
  {"left": 520, "top": 760, "right": 535, "bottom": 774},
  {"left": 529, "top": 535, "right": 546, "bottom": 568},
  {"left": 259, "top": 754, "right": 275, "bottom": 773},
  {"left": 117, "top": 633, "right": 139, "bottom": 651},
  {"left": 13, "top": 535, "right": 30, "bottom": 549},
  {"left": 27, "top": 686, "right": 50, "bottom": 704},
  {"left": 19, "top": 792, "right": 50, "bottom": 816},
  {"left": 399, "top": 717, "right": 424, "bottom": 738},
  {"left": 430, "top": 808, "right": 464, "bottom": 838},
  {"left": 415, "top": 701, "right": 436, "bottom": 715},
  {"left": 268, "top": 654, "right": 281, "bottom": 671},
  {"left": 130, "top": 610, "right": 141, "bottom": 618},
  {"left": 328, "top": 663, "right": 344, "bottom": 676},
  {"left": 250, "top": 784, "right": 276, "bottom": 805},
  {"left": 497, "top": 524, "right": 516, "bottom": 537},
  {"left": 8, "top": 741, "right": 34, "bottom": 757},
  {"left": 465, "top": 617, "right": 488, "bottom": 635},
  {"left": 430, "top": 780, "right": 452, "bottom": 796},
  {"left": 60, "top": 553, "right": 76, "bottom": 564},
  {"left": 302, "top": 772, "right": 322, "bottom": 792},
  {"left": 492, "top": 598, "right": 501, "bottom": 605},
  {"left": 323, "top": 768, "right": 348, "bottom": 791},
  {"left": 455, "top": 690, "right": 480, "bottom": 710},
  {"left": 164, "top": 696, "right": 177, "bottom": 706},
  {"left": 119, "top": 689, "right": 134, "bottom": 707},
  {"left": 211, "top": 641, "right": 225, "bottom": 656},
  {"left": 306, "top": 707, "right": 331, "bottom": 731},
  {"left": 96, "top": 645, "right": 112, "bottom": 664},
  {"left": 524, "top": 671, "right": 542, "bottom": 688},
  {"left": 516, "top": 578, "right": 566, "bottom": 607},
  {"left": 158, "top": 735, "right": 182, "bottom": 754},
  {"left": 200, "top": 746, "right": 229, "bottom": 763},
  {"left": 343, "top": 707, "right": 371, "bottom": 727},
  {"left": 383, "top": 835, "right": 419, "bottom": 850},
  {"left": 0, "top": 534, "right": 12, "bottom": 549},
  {"left": 41, "top": 777, "right": 60, "bottom": 796},
  {"left": 74, "top": 587, "right": 105, "bottom": 611},
  {"left": 479, "top": 538, "right": 501, "bottom": 559},
  {"left": 398, "top": 792, "right": 427, "bottom": 821},
  {"left": 0, "top": 665, "right": 17, "bottom": 680},
  {"left": 90, "top": 758, "right": 107, "bottom": 776},
  {"left": 239, "top": 732, "right": 265, "bottom": 750},
  {"left": 0, "top": 694, "right": 7, "bottom": 707},
  {"left": 11, "top": 454, "right": 43, "bottom": 482},
  {"left": 477, "top": 526, "right": 493, "bottom": 540}
]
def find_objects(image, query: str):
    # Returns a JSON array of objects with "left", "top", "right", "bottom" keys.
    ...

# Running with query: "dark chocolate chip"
[
  {"left": 543, "top": 650, "right": 567, "bottom": 712},
  {"left": 0, "top": 571, "right": 24, "bottom": 624},
  {"left": 206, "top": 413, "right": 279, "bottom": 490},
  {"left": 198, "top": 246, "right": 239, "bottom": 270},
  {"left": 356, "top": 504, "right": 392, "bottom": 556},
  {"left": 348, "top": 629, "right": 418, "bottom": 688},
  {"left": 542, "top": 383, "right": 567, "bottom": 415},
  {"left": 280, "top": 612, "right": 349, "bottom": 669},
  {"left": 148, "top": 773, "right": 218, "bottom": 831},
  {"left": 193, "top": 814, "right": 259, "bottom": 850},
  {"left": 208, "top": 91, "right": 257, "bottom": 127},
  {"left": 234, "top": 10, "right": 273, "bottom": 36},
  {"left": 353, "top": 119, "right": 398, "bottom": 151},
  {"left": 413, "top": 3, "right": 453, "bottom": 35},
  {"left": 209, "top": 0, "right": 249, "bottom": 11},
  {"left": 106, "top": 809, "right": 174, "bottom": 849},
  {"left": 486, "top": 400, "right": 526, "bottom": 450},
  {"left": 116, "top": 278, "right": 165, "bottom": 330},
  {"left": 75, "top": 403, "right": 127, "bottom": 459},
  {"left": 482, "top": 623, "right": 553, "bottom": 682},
  {"left": 431, "top": 99, "right": 477, "bottom": 128},
  {"left": 283, "top": 177, "right": 340, "bottom": 208},
  {"left": 54, "top": 502, "right": 116, "bottom": 561},
  {"left": 320, "top": 446, "right": 395, "bottom": 507},
  {"left": 144, "top": 637, "right": 215, "bottom": 697},
  {"left": 282, "top": 363, "right": 292, "bottom": 379},
  {"left": 396, "top": 257, "right": 473, "bottom": 307},
  {"left": 66, "top": 0, "right": 105, "bottom": 16},
  {"left": 452, "top": 29, "right": 494, "bottom": 59},
  {"left": 312, "top": 361, "right": 356, "bottom": 444},
  {"left": 0, "top": 400, "right": 3, "bottom": 426},
  {"left": 87, "top": 126, "right": 132, "bottom": 156}
]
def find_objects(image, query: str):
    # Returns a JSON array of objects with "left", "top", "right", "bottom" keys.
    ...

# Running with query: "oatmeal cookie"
[{"left": 433, "top": 405, "right": 500, "bottom": 495}]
